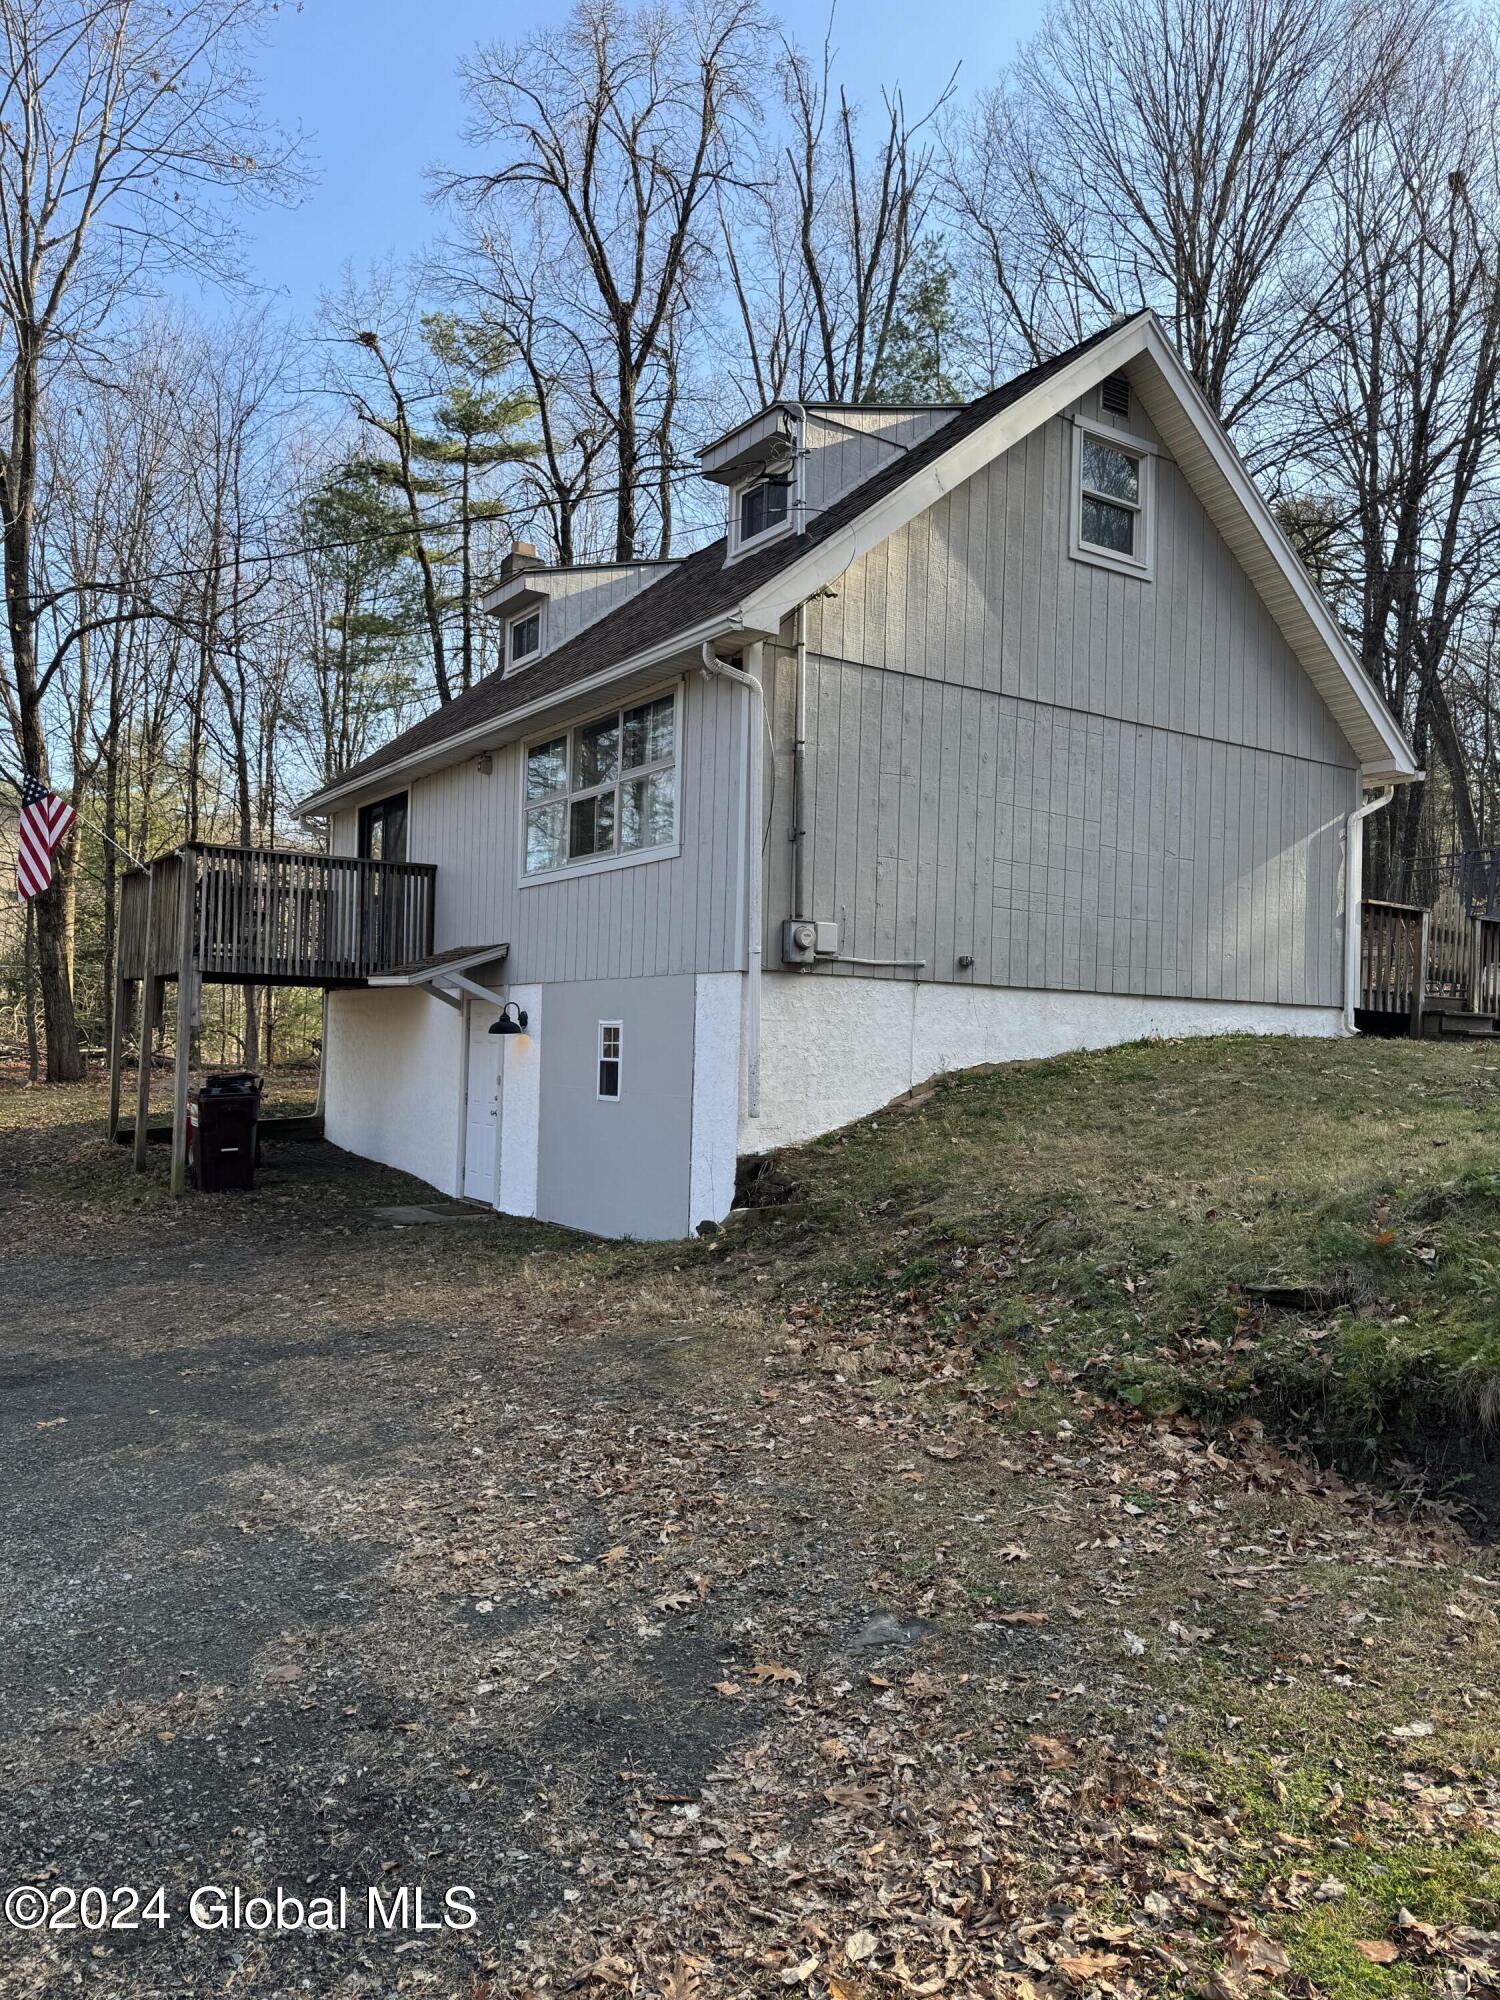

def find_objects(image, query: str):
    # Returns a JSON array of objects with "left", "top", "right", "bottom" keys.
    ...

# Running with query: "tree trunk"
[
  {"left": 4, "top": 348, "right": 83, "bottom": 1080},
  {"left": 22, "top": 899, "right": 39, "bottom": 1084},
  {"left": 615, "top": 353, "right": 638, "bottom": 561}
]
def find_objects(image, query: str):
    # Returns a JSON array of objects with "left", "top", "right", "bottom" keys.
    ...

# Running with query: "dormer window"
[
  {"left": 732, "top": 470, "right": 792, "bottom": 556},
  {"left": 508, "top": 609, "right": 541, "bottom": 666}
]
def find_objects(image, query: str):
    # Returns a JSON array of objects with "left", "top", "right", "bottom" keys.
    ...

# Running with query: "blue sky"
[{"left": 207, "top": 0, "right": 1045, "bottom": 322}]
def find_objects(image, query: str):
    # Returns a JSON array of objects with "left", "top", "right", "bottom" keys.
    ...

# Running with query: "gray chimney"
[{"left": 501, "top": 541, "right": 543, "bottom": 581}]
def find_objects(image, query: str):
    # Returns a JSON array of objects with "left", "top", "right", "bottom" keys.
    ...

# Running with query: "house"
[
  {"left": 0, "top": 801, "right": 22, "bottom": 965},
  {"left": 294, "top": 310, "right": 1419, "bottom": 1240}
]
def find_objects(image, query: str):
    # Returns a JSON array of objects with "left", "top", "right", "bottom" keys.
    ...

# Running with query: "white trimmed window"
[
  {"left": 523, "top": 689, "right": 678, "bottom": 878},
  {"left": 508, "top": 608, "right": 542, "bottom": 666},
  {"left": 1070, "top": 420, "right": 1155, "bottom": 578},
  {"left": 597, "top": 1021, "right": 622, "bottom": 1099},
  {"left": 731, "top": 470, "right": 792, "bottom": 555}
]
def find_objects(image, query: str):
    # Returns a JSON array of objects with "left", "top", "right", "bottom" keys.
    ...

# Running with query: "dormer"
[
  {"left": 699, "top": 399, "right": 964, "bottom": 565},
  {"left": 483, "top": 545, "right": 678, "bottom": 672},
  {"left": 699, "top": 406, "right": 801, "bottom": 564}
]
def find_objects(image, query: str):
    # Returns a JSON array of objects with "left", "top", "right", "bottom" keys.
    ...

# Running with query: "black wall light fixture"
[{"left": 488, "top": 1002, "right": 529, "bottom": 1035}]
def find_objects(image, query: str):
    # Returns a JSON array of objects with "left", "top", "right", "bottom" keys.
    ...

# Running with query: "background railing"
[
  {"left": 1360, "top": 898, "right": 1428, "bottom": 1030},
  {"left": 118, "top": 845, "right": 436, "bottom": 984}
]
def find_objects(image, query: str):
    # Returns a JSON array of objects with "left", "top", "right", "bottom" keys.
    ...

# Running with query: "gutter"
[
  {"left": 296, "top": 609, "right": 750, "bottom": 818},
  {"left": 701, "top": 639, "right": 765, "bottom": 1119},
  {"left": 1344, "top": 781, "right": 1396, "bottom": 1034}
]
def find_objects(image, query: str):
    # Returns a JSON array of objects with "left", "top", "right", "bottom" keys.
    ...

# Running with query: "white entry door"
[{"left": 463, "top": 1004, "right": 500, "bottom": 1203}]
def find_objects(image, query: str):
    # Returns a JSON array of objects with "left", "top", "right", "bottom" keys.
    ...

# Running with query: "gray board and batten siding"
[
  {"left": 333, "top": 376, "right": 1361, "bottom": 1011},
  {"left": 492, "top": 560, "right": 675, "bottom": 655},
  {"left": 763, "top": 386, "right": 1357, "bottom": 1010},
  {"left": 332, "top": 667, "right": 749, "bottom": 988}
]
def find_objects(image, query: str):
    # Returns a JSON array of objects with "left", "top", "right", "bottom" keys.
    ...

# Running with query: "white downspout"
[
  {"left": 792, "top": 599, "right": 808, "bottom": 919},
  {"left": 1344, "top": 781, "right": 1396, "bottom": 1034},
  {"left": 701, "top": 639, "right": 765, "bottom": 1118}
]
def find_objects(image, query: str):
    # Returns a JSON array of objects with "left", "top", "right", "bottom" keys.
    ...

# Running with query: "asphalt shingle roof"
[{"left": 324, "top": 316, "right": 1139, "bottom": 800}]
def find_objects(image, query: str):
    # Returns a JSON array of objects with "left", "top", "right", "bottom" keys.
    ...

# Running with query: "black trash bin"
[{"left": 187, "top": 1072, "right": 263, "bottom": 1191}]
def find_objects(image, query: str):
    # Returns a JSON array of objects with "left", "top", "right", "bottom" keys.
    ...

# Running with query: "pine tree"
[
  {"left": 867, "top": 240, "right": 963, "bottom": 405},
  {"left": 356, "top": 316, "right": 536, "bottom": 696}
]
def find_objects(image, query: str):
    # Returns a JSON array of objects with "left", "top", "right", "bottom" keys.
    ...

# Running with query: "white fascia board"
[
  {"left": 1133, "top": 321, "right": 1418, "bottom": 781},
  {"left": 294, "top": 609, "right": 752, "bottom": 817},
  {"left": 736, "top": 311, "right": 1417, "bottom": 783},
  {"left": 735, "top": 316, "right": 1155, "bottom": 634}
]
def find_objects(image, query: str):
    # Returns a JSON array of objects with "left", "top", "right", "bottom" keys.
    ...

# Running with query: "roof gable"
[{"left": 298, "top": 313, "right": 1414, "bottom": 815}]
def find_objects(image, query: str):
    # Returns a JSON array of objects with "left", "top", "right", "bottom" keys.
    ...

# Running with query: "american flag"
[{"left": 15, "top": 772, "right": 77, "bottom": 902}]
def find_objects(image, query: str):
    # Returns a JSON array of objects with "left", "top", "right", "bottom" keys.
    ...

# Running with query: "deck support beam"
[
  {"left": 170, "top": 858, "right": 196, "bottom": 1198},
  {"left": 133, "top": 980, "right": 161, "bottom": 1172},
  {"left": 132, "top": 864, "right": 160, "bottom": 1174},
  {"left": 107, "top": 966, "right": 133, "bottom": 1144}
]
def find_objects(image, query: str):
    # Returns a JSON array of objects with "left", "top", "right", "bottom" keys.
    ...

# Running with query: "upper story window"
[
  {"left": 733, "top": 470, "right": 791, "bottom": 555},
  {"left": 358, "top": 791, "right": 408, "bottom": 862},
  {"left": 508, "top": 609, "right": 541, "bottom": 666},
  {"left": 523, "top": 688, "right": 678, "bottom": 879},
  {"left": 1071, "top": 420, "right": 1155, "bottom": 579}
]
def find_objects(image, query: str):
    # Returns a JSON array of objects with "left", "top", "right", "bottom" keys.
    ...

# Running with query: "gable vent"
[{"left": 1101, "top": 373, "right": 1130, "bottom": 418}]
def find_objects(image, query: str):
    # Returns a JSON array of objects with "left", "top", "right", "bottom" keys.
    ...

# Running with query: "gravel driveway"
[
  {"left": 0, "top": 1119, "right": 797, "bottom": 1997},
  {"left": 7, "top": 1081, "right": 1495, "bottom": 2000}
]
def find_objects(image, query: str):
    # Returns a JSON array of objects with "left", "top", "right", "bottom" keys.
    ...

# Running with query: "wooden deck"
[
  {"left": 118, "top": 844, "right": 436, "bottom": 987},
  {"left": 1360, "top": 897, "right": 1500, "bottom": 1036},
  {"left": 110, "top": 843, "right": 438, "bottom": 1198}
]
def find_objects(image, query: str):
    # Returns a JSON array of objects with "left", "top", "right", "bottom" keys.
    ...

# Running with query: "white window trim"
[
  {"left": 507, "top": 605, "right": 544, "bottom": 671},
  {"left": 728, "top": 463, "right": 796, "bottom": 561},
  {"left": 597, "top": 1020, "right": 622, "bottom": 1101},
  {"left": 1069, "top": 416, "right": 1157, "bottom": 581},
  {"left": 517, "top": 678, "right": 683, "bottom": 889}
]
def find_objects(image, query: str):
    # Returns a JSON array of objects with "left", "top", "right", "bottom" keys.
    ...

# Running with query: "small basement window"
[
  {"left": 597, "top": 1022, "right": 622, "bottom": 1099},
  {"left": 508, "top": 609, "right": 541, "bottom": 666},
  {"left": 735, "top": 471, "right": 791, "bottom": 551},
  {"left": 1071, "top": 422, "right": 1154, "bottom": 577}
]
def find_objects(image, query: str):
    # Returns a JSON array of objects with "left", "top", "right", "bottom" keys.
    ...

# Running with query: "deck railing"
[
  {"left": 118, "top": 844, "right": 436, "bottom": 986},
  {"left": 1360, "top": 897, "right": 1500, "bottom": 1028},
  {"left": 1424, "top": 897, "right": 1500, "bottom": 1014},
  {"left": 1360, "top": 898, "right": 1428, "bottom": 1030}
]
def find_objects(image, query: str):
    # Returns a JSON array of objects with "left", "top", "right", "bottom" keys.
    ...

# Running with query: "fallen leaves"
[{"left": 1355, "top": 1938, "right": 1399, "bottom": 1964}]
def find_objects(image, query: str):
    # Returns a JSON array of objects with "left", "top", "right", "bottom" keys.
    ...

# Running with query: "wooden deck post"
[
  {"left": 170, "top": 855, "right": 197, "bottom": 1198},
  {"left": 132, "top": 865, "right": 159, "bottom": 1172},
  {"left": 314, "top": 989, "right": 329, "bottom": 1118},
  {"left": 133, "top": 980, "right": 160, "bottom": 1170},
  {"left": 1410, "top": 910, "right": 1430, "bottom": 1040},
  {"left": 107, "top": 963, "right": 133, "bottom": 1144},
  {"left": 1469, "top": 916, "right": 1484, "bottom": 1014}
]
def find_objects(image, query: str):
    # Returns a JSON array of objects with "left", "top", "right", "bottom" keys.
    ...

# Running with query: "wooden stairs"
[{"left": 1419, "top": 996, "right": 1500, "bottom": 1042}]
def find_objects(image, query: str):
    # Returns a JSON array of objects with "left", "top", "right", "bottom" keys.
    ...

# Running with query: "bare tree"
[
  {"left": 775, "top": 32, "right": 955, "bottom": 401},
  {"left": 0, "top": 0, "right": 297, "bottom": 1079},
  {"left": 945, "top": 0, "right": 1433, "bottom": 422},
  {"left": 1295, "top": 13, "right": 1500, "bottom": 891},
  {"left": 445, "top": 0, "right": 763, "bottom": 560}
]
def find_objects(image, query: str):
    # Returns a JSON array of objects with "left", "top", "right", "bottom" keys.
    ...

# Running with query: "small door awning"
[{"left": 366, "top": 943, "right": 509, "bottom": 1008}]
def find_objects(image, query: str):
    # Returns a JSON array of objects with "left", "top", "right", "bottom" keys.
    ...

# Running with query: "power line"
[{"left": 18, "top": 467, "right": 728, "bottom": 609}]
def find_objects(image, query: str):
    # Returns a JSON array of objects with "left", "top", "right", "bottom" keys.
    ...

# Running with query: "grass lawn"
[
  {"left": 2, "top": 1034, "right": 1497, "bottom": 2000},
  {"left": 708, "top": 1033, "right": 1500, "bottom": 1485}
]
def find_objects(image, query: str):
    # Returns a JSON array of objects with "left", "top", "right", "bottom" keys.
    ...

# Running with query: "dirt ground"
[{"left": 1, "top": 1069, "right": 1497, "bottom": 2000}]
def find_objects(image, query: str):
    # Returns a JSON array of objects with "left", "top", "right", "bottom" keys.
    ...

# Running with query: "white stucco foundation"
[
  {"left": 497, "top": 983, "right": 543, "bottom": 1218},
  {"left": 689, "top": 973, "right": 743, "bottom": 1230},
  {"left": 325, "top": 986, "right": 464, "bottom": 1194},
  {"left": 746, "top": 974, "right": 1344, "bottom": 1153}
]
